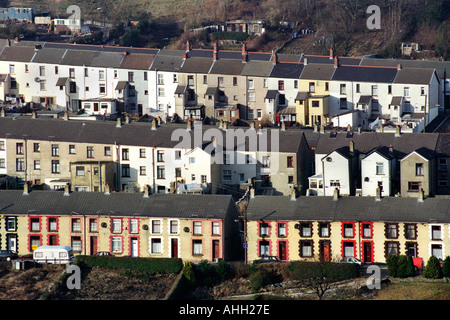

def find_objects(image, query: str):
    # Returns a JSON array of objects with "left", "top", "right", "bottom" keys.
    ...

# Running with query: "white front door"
[{"left": 131, "top": 238, "right": 139, "bottom": 257}]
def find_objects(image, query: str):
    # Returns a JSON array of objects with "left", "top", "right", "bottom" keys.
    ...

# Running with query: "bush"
[
  {"left": 249, "top": 269, "right": 271, "bottom": 291},
  {"left": 216, "top": 260, "right": 231, "bottom": 280},
  {"left": 386, "top": 255, "right": 399, "bottom": 277},
  {"left": 424, "top": 256, "right": 443, "bottom": 279},
  {"left": 443, "top": 256, "right": 450, "bottom": 278},
  {"left": 406, "top": 255, "right": 416, "bottom": 277},
  {"left": 75, "top": 255, "right": 183, "bottom": 275},
  {"left": 183, "top": 261, "right": 196, "bottom": 286},
  {"left": 396, "top": 255, "right": 408, "bottom": 278},
  {"left": 288, "top": 261, "right": 360, "bottom": 282}
]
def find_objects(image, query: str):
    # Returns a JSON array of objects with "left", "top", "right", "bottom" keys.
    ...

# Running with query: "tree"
[
  {"left": 442, "top": 256, "right": 450, "bottom": 278},
  {"left": 423, "top": 256, "right": 443, "bottom": 279}
]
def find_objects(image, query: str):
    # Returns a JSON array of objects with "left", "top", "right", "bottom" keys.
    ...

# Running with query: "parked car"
[
  {"left": 338, "top": 257, "right": 363, "bottom": 265},
  {"left": 253, "top": 256, "right": 280, "bottom": 264},
  {"left": 0, "top": 250, "right": 19, "bottom": 261},
  {"left": 94, "top": 251, "right": 113, "bottom": 257}
]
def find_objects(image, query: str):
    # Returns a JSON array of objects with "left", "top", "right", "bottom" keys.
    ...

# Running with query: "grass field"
[{"left": 374, "top": 279, "right": 450, "bottom": 300}]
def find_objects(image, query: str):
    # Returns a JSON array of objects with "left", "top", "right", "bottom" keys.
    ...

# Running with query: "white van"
[{"left": 33, "top": 246, "right": 74, "bottom": 264}]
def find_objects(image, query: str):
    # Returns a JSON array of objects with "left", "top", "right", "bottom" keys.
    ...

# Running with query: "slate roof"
[
  {"left": 393, "top": 68, "right": 437, "bottom": 85},
  {"left": 180, "top": 57, "right": 213, "bottom": 74},
  {"left": 0, "top": 190, "right": 237, "bottom": 219},
  {"left": 91, "top": 51, "right": 124, "bottom": 68},
  {"left": 301, "top": 55, "right": 362, "bottom": 66},
  {"left": 43, "top": 42, "right": 159, "bottom": 55},
  {"left": 31, "top": 48, "right": 66, "bottom": 64},
  {"left": 300, "top": 63, "right": 335, "bottom": 80},
  {"left": 60, "top": 49, "right": 96, "bottom": 66},
  {"left": 120, "top": 53, "right": 155, "bottom": 70},
  {"left": 332, "top": 65, "right": 398, "bottom": 83},
  {"left": 209, "top": 59, "right": 245, "bottom": 75},
  {"left": 314, "top": 131, "right": 440, "bottom": 159},
  {"left": 435, "top": 133, "right": 450, "bottom": 156},
  {"left": 0, "top": 46, "right": 36, "bottom": 62},
  {"left": 241, "top": 61, "right": 274, "bottom": 77},
  {"left": 149, "top": 51, "right": 184, "bottom": 72},
  {"left": 269, "top": 62, "right": 304, "bottom": 79},
  {"left": 246, "top": 195, "right": 450, "bottom": 223}
]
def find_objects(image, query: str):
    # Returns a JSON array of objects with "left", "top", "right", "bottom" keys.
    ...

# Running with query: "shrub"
[
  {"left": 249, "top": 269, "right": 271, "bottom": 291},
  {"left": 386, "top": 255, "right": 399, "bottom": 277},
  {"left": 183, "top": 261, "right": 196, "bottom": 285},
  {"left": 443, "top": 256, "right": 450, "bottom": 278},
  {"left": 396, "top": 255, "right": 408, "bottom": 278},
  {"left": 198, "top": 260, "right": 213, "bottom": 275},
  {"left": 406, "top": 255, "right": 416, "bottom": 277},
  {"left": 216, "top": 260, "right": 230, "bottom": 280},
  {"left": 424, "top": 256, "right": 443, "bottom": 279}
]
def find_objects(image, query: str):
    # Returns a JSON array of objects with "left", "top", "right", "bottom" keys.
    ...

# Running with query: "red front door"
[
  {"left": 90, "top": 236, "right": 98, "bottom": 256},
  {"left": 171, "top": 238, "right": 179, "bottom": 258},
  {"left": 212, "top": 240, "right": 220, "bottom": 261},
  {"left": 279, "top": 241, "right": 287, "bottom": 261}
]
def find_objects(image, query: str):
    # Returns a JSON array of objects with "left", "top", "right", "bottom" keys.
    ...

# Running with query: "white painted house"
[{"left": 360, "top": 147, "right": 396, "bottom": 196}]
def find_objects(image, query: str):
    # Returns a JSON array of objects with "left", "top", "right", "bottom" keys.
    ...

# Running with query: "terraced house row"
[
  {"left": 0, "top": 39, "right": 449, "bottom": 132},
  {"left": 0, "top": 188, "right": 449, "bottom": 265}
]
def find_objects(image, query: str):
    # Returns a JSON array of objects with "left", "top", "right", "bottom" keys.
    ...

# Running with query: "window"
[
  {"left": 294, "top": 80, "right": 298, "bottom": 89},
  {"left": 248, "top": 92, "right": 256, "bottom": 102},
  {"left": 112, "top": 219, "right": 122, "bottom": 233},
  {"left": 343, "top": 242, "right": 355, "bottom": 257},
  {"left": 16, "top": 158, "right": 25, "bottom": 171},
  {"left": 319, "top": 223, "right": 330, "bottom": 237},
  {"left": 278, "top": 80, "right": 284, "bottom": 90},
  {"left": 39, "top": 66, "right": 45, "bottom": 76},
  {"left": 122, "top": 148, "right": 129, "bottom": 160},
  {"left": 340, "top": 84, "right": 346, "bottom": 94},
  {"left": 193, "top": 221, "right": 202, "bottom": 235},
  {"left": 104, "top": 146, "right": 111, "bottom": 156},
  {"left": 416, "top": 163, "right": 424, "bottom": 176},
  {"left": 193, "top": 240, "right": 203, "bottom": 255},
  {"left": 188, "top": 75, "right": 194, "bottom": 86},
  {"left": 152, "top": 220, "right": 162, "bottom": 234},
  {"left": 173, "top": 74, "right": 178, "bottom": 83},
  {"left": 330, "top": 180, "right": 340, "bottom": 187},
  {"left": 40, "top": 80, "right": 47, "bottom": 91},
  {"left": 248, "top": 79, "right": 254, "bottom": 89},
  {"left": 300, "top": 241, "right": 313, "bottom": 257},
  {"left": 325, "top": 82, "right": 329, "bottom": 91},
  {"left": 260, "top": 222, "right": 269, "bottom": 237},
  {"left": 0, "top": 158, "right": 4, "bottom": 168},
  {"left": 87, "top": 146, "right": 94, "bottom": 158},
  {"left": 356, "top": 83, "right": 360, "bottom": 93},
  {"left": 262, "top": 156, "right": 270, "bottom": 168},
  {"left": 99, "top": 84, "right": 106, "bottom": 94},
  {"left": 76, "top": 166, "right": 85, "bottom": 176},
  {"left": 404, "top": 87, "right": 410, "bottom": 97},
  {"left": 30, "top": 236, "right": 41, "bottom": 251},
  {"left": 343, "top": 223, "right": 354, "bottom": 238},
  {"left": 431, "top": 225, "right": 442, "bottom": 240},
  {"left": 340, "top": 98, "right": 347, "bottom": 109},
  {"left": 376, "top": 162, "right": 384, "bottom": 175},
  {"left": 51, "top": 160, "right": 60, "bottom": 174},
  {"left": 218, "top": 77, "right": 224, "bottom": 87},
  {"left": 6, "top": 217, "right": 17, "bottom": 231},
  {"left": 99, "top": 70, "right": 105, "bottom": 80},
  {"left": 139, "top": 148, "right": 146, "bottom": 158},
  {"left": 309, "top": 82, "right": 315, "bottom": 92},
  {"left": 10, "top": 77, "right": 16, "bottom": 89},
  {"left": 287, "top": 156, "right": 294, "bottom": 168},
  {"left": 51, "top": 144, "right": 59, "bottom": 156},
  {"left": 201, "top": 175, "right": 207, "bottom": 183},
  {"left": 112, "top": 237, "right": 122, "bottom": 253},
  {"left": 0, "top": 141, "right": 4, "bottom": 150},
  {"left": 151, "top": 238, "right": 162, "bottom": 254},
  {"left": 386, "top": 223, "right": 398, "bottom": 239},
  {"left": 139, "top": 166, "right": 146, "bottom": 176},
  {"left": 69, "top": 68, "right": 75, "bottom": 78},
  {"left": 439, "top": 159, "right": 447, "bottom": 171},
  {"left": 372, "top": 99, "right": 379, "bottom": 111},
  {"left": 158, "top": 87, "right": 165, "bottom": 97},
  {"left": 405, "top": 224, "right": 416, "bottom": 240},
  {"left": 388, "top": 85, "right": 392, "bottom": 94},
  {"left": 301, "top": 223, "right": 312, "bottom": 237},
  {"left": 362, "top": 223, "right": 372, "bottom": 238},
  {"left": 89, "top": 219, "right": 98, "bottom": 232},
  {"left": 170, "top": 220, "right": 178, "bottom": 234},
  {"left": 223, "top": 170, "right": 231, "bottom": 181},
  {"left": 30, "top": 218, "right": 40, "bottom": 232},
  {"left": 9, "top": 64, "right": 15, "bottom": 74},
  {"left": 128, "top": 72, "right": 134, "bottom": 82},
  {"left": 33, "top": 160, "right": 40, "bottom": 170},
  {"left": 233, "top": 77, "right": 237, "bottom": 86},
  {"left": 71, "top": 218, "right": 81, "bottom": 232},
  {"left": 386, "top": 242, "right": 399, "bottom": 256},
  {"left": 71, "top": 237, "right": 82, "bottom": 252},
  {"left": 121, "top": 164, "right": 130, "bottom": 177},
  {"left": 32, "top": 143, "right": 40, "bottom": 153},
  {"left": 276, "top": 223, "right": 286, "bottom": 237},
  {"left": 16, "top": 143, "right": 24, "bottom": 155},
  {"left": 371, "top": 85, "right": 378, "bottom": 96},
  {"left": 212, "top": 222, "right": 220, "bottom": 235},
  {"left": 68, "top": 145, "right": 76, "bottom": 154},
  {"left": 312, "top": 100, "right": 320, "bottom": 108},
  {"left": 157, "top": 151, "right": 164, "bottom": 162},
  {"left": 157, "top": 166, "right": 165, "bottom": 179},
  {"left": 259, "top": 240, "right": 269, "bottom": 256},
  {"left": 408, "top": 181, "right": 421, "bottom": 192},
  {"left": 288, "top": 176, "right": 294, "bottom": 184},
  {"left": 431, "top": 244, "right": 443, "bottom": 259}
]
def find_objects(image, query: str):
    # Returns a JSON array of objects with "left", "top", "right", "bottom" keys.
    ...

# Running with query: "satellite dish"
[
  {"left": 326, "top": 157, "right": 332, "bottom": 162},
  {"left": 34, "top": 77, "right": 41, "bottom": 83}
]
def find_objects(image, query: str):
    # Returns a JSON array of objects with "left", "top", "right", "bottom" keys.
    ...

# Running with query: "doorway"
[
  {"left": 278, "top": 241, "right": 287, "bottom": 261},
  {"left": 320, "top": 241, "right": 331, "bottom": 262},
  {"left": 130, "top": 237, "right": 139, "bottom": 257},
  {"left": 90, "top": 236, "right": 98, "bottom": 256},
  {"left": 212, "top": 240, "right": 220, "bottom": 261},
  {"left": 171, "top": 238, "right": 179, "bottom": 258},
  {"left": 363, "top": 242, "right": 373, "bottom": 263}
]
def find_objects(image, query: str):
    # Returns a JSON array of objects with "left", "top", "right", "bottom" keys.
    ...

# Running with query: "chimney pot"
[
  {"left": 375, "top": 186, "right": 381, "bottom": 201},
  {"left": 272, "top": 52, "right": 278, "bottom": 65},
  {"left": 290, "top": 187, "right": 296, "bottom": 201},
  {"left": 187, "top": 119, "right": 192, "bottom": 131},
  {"left": 64, "top": 183, "right": 70, "bottom": 196},
  {"left": 281, "top": 121, "right": 286, "bottom": 131},
  {"left": 330, "top": 47, "right": 334, "bottom": 59},
  {"left": 395, "top": 125, "right": 401, "bottom": 137},
  {"left": 23, "top": 183, "right": 29, "bottom": 195},
  {"left": 186, "top": 40, "right": 190, "bottom": 52},
  {"left": 349, "top": 140, "right": 354, "bottom": 153},
  {"left": 333, "top": 188, "right": 339, "bottom": 201},
  {"left": 104, "top": 184, "right": 111, "bottom": 195},
  {"left": 250, "top": 187, "right": 255, "bottom": 199},
  {"left": 151, "top": 118, "right": 157, "bottom": 130},
  {"left": 418, "top": 188, "right": 425, "bottom": 202},
  {"left": 144, "top": 184, "right": 150, "bottom": 198},
  {"left": 334, "top": 56, "right": 339, "bottom": 68},
  {"left": 63, "top": 111, "right": 69, "bottom": 121},
  {"left": 116, "top": 117, "right": 122, "bottom": 127}
]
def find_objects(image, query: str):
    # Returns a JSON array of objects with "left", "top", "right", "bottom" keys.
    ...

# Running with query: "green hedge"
[
  {"left": 75, "top": 255, "right": 183, "bottom": 275},
  {"left": 288, "top": 261, "right": 360, "bottom": 282}
]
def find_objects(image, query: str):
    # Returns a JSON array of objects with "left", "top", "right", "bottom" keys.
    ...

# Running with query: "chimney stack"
[
  {"left": 213, "top": 41, "right": 218, "bottom": 61},
  {"left": 183, "top": 52, "right": 187, "bottom": 60},
  {"left": 375, "top": 186, "right": 381, "bottom": 201},
  {"left": 151, "top": 118, "right": 157, "bottom": 130},
  {"left": 116, "top": 117, "right": 122, "bottom": 128},
  {"left": 334, "top": 56, "right": 339, "bottom": 68},
  {"left": 104, "top": 184, "right": 111, "bottom": 195},
  {"left": 187, "top": 119, "right": 192, "bottom": 131},
  {"left": 0, "top": 108, "right": 5, "bottom": 117},
  {"left": 349, "top": 140, "right": 354, "bottom": 153},
  {"left": 304, "top": 57, "right": 308, "bottom": 65},
  {"left": 63, "top": 111, "right": 69, "bottom": 121},
  {"left": 23, "top": 182, "right": 29, "bottom": 195},
  {"left": 250, "top": 121, "right": 255, "bottom": 129},
  {"left": 395, "top": 125, "right": 401, "bottom": 137},
  {"left": 330, "top": 47, "right": 334, "bottom": 59},
  {"left": 32, "top": 110, "right": 36, "bottom": 119},
  {"left": 123, "top": 51, "right": 129, "bottom": 56},
  {"left": 125, "top": 114, "right": 130, "bottom": 124},
  {"left": 418, "top": 188, "right": 425, "bottom": 202},
  {"left": 320, "top": 125, "right": 325, "bottom": 134},
  {"left": 186, "top": 40, "right": 190, "bottom": 53},
  {"left": 313, "top": 123, "right": 318, "bottom": 133},
  {"left": 281, "top": 121, "right": 286, "bottom": 131},
  {"left": 290, "top": 187, "right": 296, "bottom": 201},
  {"left": 333, "top": 188, "right": 339, "bottom": 201},
  {"left": 143, "top": 184, "right": 150, "bottom": 198},
  {"left": 397, "top": 64, "right": 402, "bottom": 70},
  {"left": 64, "top": 183, "right": 70, "bottom": 196},
  {"left": 272, "top": 51, "right": 278, "bottom": 65},
  {"left": 250, "top": 187, "right": 255, "bottom": 199}
]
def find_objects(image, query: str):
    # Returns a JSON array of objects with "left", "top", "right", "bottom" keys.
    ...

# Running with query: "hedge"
[
  {"left": 75, "top": 255, "right": 183, "bottom": 275},
  {"left": 287, "top": 261, "right": 360, "bottom": 282}
]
